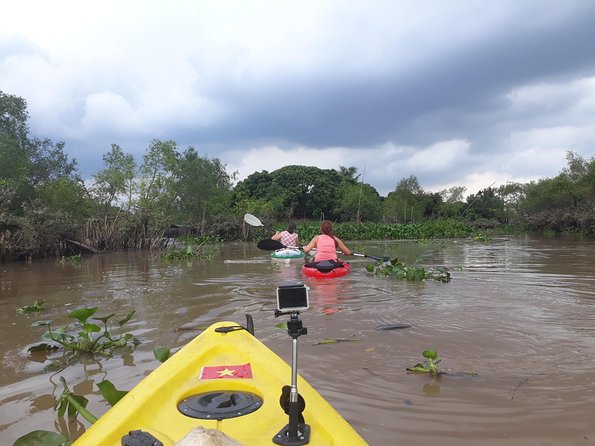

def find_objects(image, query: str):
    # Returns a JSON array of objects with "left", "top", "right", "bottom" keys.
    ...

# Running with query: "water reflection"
[{"left": 422, "top": 381, "right": 440, "bottom": 397}]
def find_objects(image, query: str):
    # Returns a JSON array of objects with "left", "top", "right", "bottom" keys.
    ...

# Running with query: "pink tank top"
[{"left": 314, "top": 234, "right": 337, "bottom": 261}]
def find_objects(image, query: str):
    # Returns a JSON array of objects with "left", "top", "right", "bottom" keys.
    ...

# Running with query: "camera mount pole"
[{"left": 273, "top": 310, "right": 311, "bottom": 445}]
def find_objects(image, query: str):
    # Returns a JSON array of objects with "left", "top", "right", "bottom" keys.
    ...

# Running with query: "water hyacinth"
[{"left": 366, "top": 258, "right": 451, "bottom": 282}]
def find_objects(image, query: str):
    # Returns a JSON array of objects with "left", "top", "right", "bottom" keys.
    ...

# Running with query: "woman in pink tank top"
[{"left": 303, "top": 220, "right": 351, "bottom": 262}]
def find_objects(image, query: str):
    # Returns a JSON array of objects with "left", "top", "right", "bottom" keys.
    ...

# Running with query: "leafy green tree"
[
  {"left": 232, "top": 171, "right": 274, "bottom": 202},
  {"left": 0, "top": 92, "right": 38, "bottom": 213},
  {"left": 37, "top": 178, "right": 91, "bottom": 220},
  {"left": 84, "top": 144, "right": 138, "bottom": 251},
  {"left": 1, "top": 91, "right": 85, "bottom": 259},
  {"left": 383, "top": 175, "right": 434, "bottom": 223},
  {"left": 520, "top": 176, "right": 577, "bottom": 231},
  {"left": 169, "top": 147, "right": 235, "bottom": 233},
  {"left": 0, "top": 91, "right": 79, "bottom": 215},
  {"left": 335, "top": 182, "right": 382, "bottom": 222},
  {"left": 233, "top": 165, "right": 377, "bottom": 221},
  {"left": 232, "top": 171, "right": 281, "bottom": 222},
  {"left": 464, "top": 187, "right": 506, "bottom": 222},
  {"left": 133, "top": 140, "right": 236, "bottom": 238},
  {"left": 517, "top": 151, "right": 594, "bottom": 232},
  {"left": 27, "top": 139, "right": 78, "bottom": 185},
  {"left": 131, "top": 139, "right": 180, "bottom": 242},
  {"left": 0, "top": 92, "right": 30, "bottom": 198},
  {"left": 396, "top": 175, "right": 424, "bottom": 194},
  {"left": 137, "top": 139, "right": 178, "bottom": 211},
  {"left": 422, "top": 192, "right": 444, "bottom": 219},
  {"left": 438, "top": 186, "right": 467, "bottom": 218},
  {"left": 92, "top": 144, "right": 137, "bottom": 211},
  {"left": 561, "top": 151, "right": 595, "bottom": 212},
  {"left": 270, "top": 165, "right": 345, "bottom": 219},
  {"left": 338, "top": 165, "right": 361, "bottom": 181},
  {"left": 496, "top": 182, "right": 525, "bottom": 223}
]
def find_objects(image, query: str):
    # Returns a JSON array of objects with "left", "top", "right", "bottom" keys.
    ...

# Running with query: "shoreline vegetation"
[{"left": 2, "top": 90, "right": 594, "bottom": 262}]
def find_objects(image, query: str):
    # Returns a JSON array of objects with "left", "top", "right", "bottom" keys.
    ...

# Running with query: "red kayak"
[{"left": 302, "top": 262, "right": 351, "bottom": 278}]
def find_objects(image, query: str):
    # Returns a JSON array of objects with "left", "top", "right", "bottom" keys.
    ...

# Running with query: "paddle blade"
[
  {"left": 243, "top": 213, "right": 264, "bottom": 227},
  {"left": 257, "top": 239, "right": 285, "bottom": 250}
]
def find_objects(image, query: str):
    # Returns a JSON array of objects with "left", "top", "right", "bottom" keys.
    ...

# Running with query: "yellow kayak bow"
[{"left": 73, "top": 321, "right": 367, "bottom": 446}]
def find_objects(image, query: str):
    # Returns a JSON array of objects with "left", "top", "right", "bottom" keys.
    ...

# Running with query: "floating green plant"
[
  {"left": 366, "top": 258, "right": 451, "bottom": 282},
  {"left": 13, "top": 377, "right": 128, "bottom": 445},
  {"left": 58, "top": 254, "right": 82, "bottom": 265},
  {"left": 16, "top": 299, "right": 45, "bottom": 314},
  {"left": 29, "top": 307, "right": 138, "bottom": 358},
  {"left": 407, "top": 349, "right": 441, "bottom": 376},
  {"left": 472, "top": 232, "right": 491, "bottom": 242}
]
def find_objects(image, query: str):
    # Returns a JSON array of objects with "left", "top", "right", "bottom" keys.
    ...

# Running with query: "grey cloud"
[{"left": 179, "top": 2, "right": 595, "bottom": 153}]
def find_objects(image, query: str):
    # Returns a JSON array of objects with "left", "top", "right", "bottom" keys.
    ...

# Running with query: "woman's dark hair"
[
  {"left": 321, "top": 220, "right": 338, "bottom": 248},
  {"left": 321, "top": 220, "right": 334, "bottom": 236},
  {"left": 287, "top": 222, "right": 296, "bottom": 233}
]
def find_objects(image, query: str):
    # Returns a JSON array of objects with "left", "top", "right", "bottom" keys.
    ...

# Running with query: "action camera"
[{"left": 276, "top": 282, "right": 309, "bottom": 312}]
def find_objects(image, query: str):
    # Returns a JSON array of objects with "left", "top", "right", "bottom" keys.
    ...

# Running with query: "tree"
[
  {"left": 438, "top": 186, "right": 467, "bottom": 217},
  {"left": 464, "top": 187, "right": 506, "bottom": 222},
  {"left": 270, "top": 165, "right": 345, "bottom": 219},
  {"left": 1, "top": 92, "right": 34, "bottom": 213},
  {"left": 1, "top": 91, "right": 86, "bottom": 258},
  {"left": 133, "top": 140, "right": 236, "bottom": 236},
  {"left": 1, "top": 91, "right": 79, "bottom": 214},
  {"left": 335, "top": 182, "right": 382, "bottom": 222},
  {"left": 561, "top": 151, "right": 595, "bottom": 212},
  {"left": 496, "top": 182, "right": 525, "bottom": 222},
  {"left": 233, "top": 165, "right": 379, "bottom": 220},
  {"left": 92, "top": 144, "right": 137, "bottom": 211},
  {"left": 396, "top": 175, "right": 424, "bottom": 194},
  {"left": 27, "top": 139, "right": 78, "bottom": 185},
  {"left": 232, "top": 171, "right": 273, "bottom": 202},
  {"left": 170, "top": 147, "right": 234, "bottom": 233},
  {"left": 383, "top": 175, "right": 432, "bottom": 223},
  {"left": 135, "top": 139, "right": 179, "bottom": 238},
  {"left": 338, "top": 165, "right": 361, "bottom": 181},
  {"left": 516, "top": 151, "right": 595, "bottom": 232},
  {"left": 0, "top": 91, "right": 29, "bottom": 172},
  {"left": 37, "top": 177, "right": 91, "bottom": 221}
]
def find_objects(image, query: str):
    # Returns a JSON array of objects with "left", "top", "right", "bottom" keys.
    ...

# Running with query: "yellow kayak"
[{"left": 73, "top": 320, "right": 367, "bottom": 446}]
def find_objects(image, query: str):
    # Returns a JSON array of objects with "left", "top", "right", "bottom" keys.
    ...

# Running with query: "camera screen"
[{"left": 277, "top": 285, "right": 309, "bottom": 311}]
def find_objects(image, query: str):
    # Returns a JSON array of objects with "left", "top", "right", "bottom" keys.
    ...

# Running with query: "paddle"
[
  {"left": 350, "top": 252, "right": 390, "bottom": 262},
  {"left": 257, "top": 239, "right": 287, "bottom": 250},
  {"left": 244, "top": 213, "right": 275, "bottom": 232}
]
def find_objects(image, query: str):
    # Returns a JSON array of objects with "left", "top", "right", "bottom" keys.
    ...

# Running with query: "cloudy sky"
[{"left": 2, "top": 0, "right": 594, "bottom": 196}]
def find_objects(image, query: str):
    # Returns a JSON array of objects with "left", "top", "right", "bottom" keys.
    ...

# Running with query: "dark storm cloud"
[{"left": 182, "top": 2, "right": 595, "bottom": 153}]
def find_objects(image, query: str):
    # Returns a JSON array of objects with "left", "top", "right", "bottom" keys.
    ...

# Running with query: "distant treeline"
[{"left": 1, "top": 90, "right": 593, "bottom": 261}]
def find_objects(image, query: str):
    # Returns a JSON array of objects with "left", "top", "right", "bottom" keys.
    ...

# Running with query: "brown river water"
[{"left": 1, "top": 235, "right": 595, "bottom": 445}]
